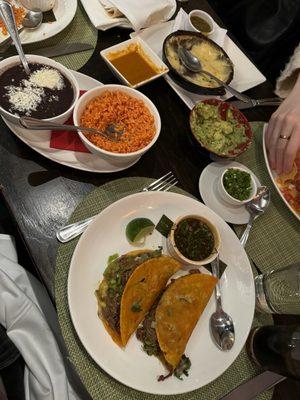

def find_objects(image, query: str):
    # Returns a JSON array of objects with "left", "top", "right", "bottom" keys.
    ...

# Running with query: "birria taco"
[
  {"left": 136, "top": 272, "right": 217, "bottom": 380},
  {"left": 95, "top": 248, "right": 181, "bottom": 347}
]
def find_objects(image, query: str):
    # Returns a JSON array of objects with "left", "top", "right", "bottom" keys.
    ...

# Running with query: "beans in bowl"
[{"left": 80, "top": 90, "right": 156, "bottom": 153}]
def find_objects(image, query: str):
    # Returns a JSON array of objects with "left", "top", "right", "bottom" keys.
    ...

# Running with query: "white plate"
[
  {"left": 0, "top": 0, "right": 77, "bottom": 45},
  {"left": 262, "top": 124, "right": 300, "bottom": 221},
  {"left": 199, "top": 161, "right": 261, "bottom": 225},
  {"left": 131, "top": 20, "right": 266, "bottom": 109},
  {"left": 68, "top": 191, "right": 255, "bottom": 395},
  {"left": 3, "top": 71, "right": 140, "bottom": 173}
]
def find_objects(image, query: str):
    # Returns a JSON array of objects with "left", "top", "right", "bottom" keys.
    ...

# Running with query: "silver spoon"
[
  {"left": 0, "top": 1, "right": 30, "bottom": 74},
  {"left": 0, "top": 9, "right": 43, "bottom": 53},
  {"left": 19, "top": 116, "right": 124, "bottom": 142},
  {"left": 240, "top": 186, "right": 271, "bottom": 247},
  {"left": 178, "top": 46, "right": 251, "bottom": 103},
  {"left": 210, "top": 253, "right": 235, "bottom": 351}
]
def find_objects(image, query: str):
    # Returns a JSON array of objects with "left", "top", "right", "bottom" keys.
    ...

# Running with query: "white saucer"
[
  {"left": 199, "top": 161, "right": 261, "bottom": 225},
  {"left": 3, "top": 71, "right": 140, "bottom": 173}
]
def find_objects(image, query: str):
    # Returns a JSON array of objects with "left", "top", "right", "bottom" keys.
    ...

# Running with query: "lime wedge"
[{"left": 126, "top": 218, "right": 155, "bottom": 244}]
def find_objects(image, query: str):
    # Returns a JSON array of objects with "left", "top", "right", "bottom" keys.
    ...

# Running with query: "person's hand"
[{"left": 265, "top": 73, "right": 300, "bottom": 174}]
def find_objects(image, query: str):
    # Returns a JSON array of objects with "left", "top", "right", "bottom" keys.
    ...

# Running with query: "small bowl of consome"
[
  {"left": 167, "top": 214, "right": 221, "bottom": 266},
  {"left": 101, "top": 37, "right": 169, "bottom": 89},
  {"left": 73, "top": 84, "right": 161, "bottom": 166},
  {"left": 0, "top": 55, "right": 79, "bottom": 127}
]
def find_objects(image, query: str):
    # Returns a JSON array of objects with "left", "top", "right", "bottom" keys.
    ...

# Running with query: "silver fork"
[{"left": 56, "top": 172, "right": 178, "bottom": 243}]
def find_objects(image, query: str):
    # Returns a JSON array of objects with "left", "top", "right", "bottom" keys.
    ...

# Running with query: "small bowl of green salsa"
[
  {"left": 219, "top": 167, "right": 257, "bottom": 205},
  {"left": 167, "top": 215, "right": 221, "bottom": 266},
  {"left": 186, "top": 10, "right": 215, "bottom": 36}
]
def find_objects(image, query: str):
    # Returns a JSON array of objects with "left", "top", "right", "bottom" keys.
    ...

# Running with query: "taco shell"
[
  {"left": 96, "top": 251, "right": 181, "bottom": 347},
  {"left": 155, "top": 273, "right": 217, "bottom": 369},
  {"left": 120, "top": 256, "right": 181, "bottom": 346}
]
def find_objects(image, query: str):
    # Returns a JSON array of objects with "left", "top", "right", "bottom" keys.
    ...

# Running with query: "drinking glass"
[
  {"left": 255, "top": 263, "right": 300, "bottom": 314},
  {"left": 247, "top": 325, "right": 300, "bottom": 379}
]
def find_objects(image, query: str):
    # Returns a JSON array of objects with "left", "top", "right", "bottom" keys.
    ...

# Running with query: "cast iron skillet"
[{"left": 162, "top": 30, "right": 234, "bottom": 96}]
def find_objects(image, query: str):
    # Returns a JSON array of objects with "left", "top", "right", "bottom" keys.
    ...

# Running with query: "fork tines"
[{"left": 147, "top": 171, "right": 178, "bottom": 192}]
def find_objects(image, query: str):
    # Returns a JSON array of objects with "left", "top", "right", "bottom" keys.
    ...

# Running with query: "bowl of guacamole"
[{"left": 189, "top": 99, "right": 253, "bottom": 157}]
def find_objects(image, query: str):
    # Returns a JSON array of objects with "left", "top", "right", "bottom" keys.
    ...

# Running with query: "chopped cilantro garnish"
[
  {"left": 107, "top": 253, "right": 119, "bottom": 265},
  {"left": 131, "top": 300, "right": 142, "bottom": 312}
]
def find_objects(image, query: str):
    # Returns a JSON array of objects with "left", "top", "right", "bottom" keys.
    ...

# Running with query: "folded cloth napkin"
[
  {"left": 0, "top": 235, "right": 81, "bottom": 400},
  {"left": 50, "top": 91, "right": 90, "bottom": 153},
  {"left": 80, "top": 0, "right": 176, "bottom": 31}
]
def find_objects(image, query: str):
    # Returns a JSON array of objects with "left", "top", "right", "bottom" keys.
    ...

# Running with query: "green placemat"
[
  {"left": 55, "top": 177, "right": 273, "bottom": 400},
  {"left": 235, "top": 122, "right": 300, "bottom": 273},
  {"left": 24, "top": 3, "right": 97, "bottom": 71}
]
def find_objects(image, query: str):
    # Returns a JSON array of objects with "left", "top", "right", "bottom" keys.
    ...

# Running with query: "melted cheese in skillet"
[{"left": 165, "top": 35, "right": 233, "bottom": 88}]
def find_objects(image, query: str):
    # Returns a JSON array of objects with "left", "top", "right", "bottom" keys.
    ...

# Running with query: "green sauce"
[
  {"left": 174, "top": 218, "right": 214, "bottom": 261},
  {"left": 223, "top": 168, "right": 252, "bottom": 200},
  {"left": 191, "top": 16, "right": 212, "bottom": 33}
]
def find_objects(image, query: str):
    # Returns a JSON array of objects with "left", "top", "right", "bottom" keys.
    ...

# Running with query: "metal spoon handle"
[
  {"left": 240, "top": 214, "right": 256, "bottom": 247},
  {"left": 19, "top": 116, "right": 118, "bottom": 142},
  {"left": 211, "top": 254, "right": 222, "bottom": 311},
  {"left": 0, "top": 1, "right": 30, "bottom": 74},
  {"left": 201, "top": 69, "right": 251, "bottom": 103}
]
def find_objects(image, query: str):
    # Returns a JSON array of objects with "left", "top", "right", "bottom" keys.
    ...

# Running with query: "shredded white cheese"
[
  {"left": 5, "top": 66, "right": 65, "bottom": 115},
  {"left": 29, "top": 67, "right": 64, "bottom": 90},
  {"left": 6, "top": 84, "right": 44, "bottom": 115}
]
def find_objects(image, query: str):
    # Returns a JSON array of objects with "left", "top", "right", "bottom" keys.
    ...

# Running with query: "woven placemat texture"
[
  {"left": 235, "top": 122, "right": 300, "bottom": 273},
  {"left": 25, "top": 2, "right": 97, "bottom": 71},
  {"left": 55, "top": 177, "right": 273, "bottom": 400}
]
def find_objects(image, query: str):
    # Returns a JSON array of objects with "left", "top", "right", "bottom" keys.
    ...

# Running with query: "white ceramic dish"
[
  {"left": 199, "top": 161, "right": 261, "bottom": 225},
  {"left": 0, "top": 55, "right": 79, "bottom": 126},
  {"left": 167, "top": 214, "right": 221, "bottom": 266},
  {"left": 19, "top": 0, "right": 55, "bottom": 12},
  {"left": 100, "top": 37, "right": 169, "bottom": 89},
  {"left": 1, "top": 71, "right": 140, "bottom": 173},
  {"left": 74, "top": 84, "right": 161, "bottom": 166},
  {"left": 68, "top": 191, "right": 255, "bottom": 395},
  {"left": 218, "top": 167, "right": 257, "bottom": 206},
  {"left": 0, "top": 0, "right": 77, "bottom": 45},
  {"left": 185, "top": 9, "right": 215, "bottom": 36},
  {"left": 262, "top": 124, "right": 300, "bottom": 221},
  {"left": 131, "top": 19, "right": 266, "bottom": 107}
]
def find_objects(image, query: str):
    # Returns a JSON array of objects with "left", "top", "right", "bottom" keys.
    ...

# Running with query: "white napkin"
[
  {"left": 0, "top": 235, "right": 81, "bottom": 400},
  {"left": 80, "top": 0, "right": 176, "bottom": 31}
]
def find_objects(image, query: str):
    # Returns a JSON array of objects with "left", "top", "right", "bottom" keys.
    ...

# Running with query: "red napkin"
[{"left": 49, "top": 90, "right": 91, "bottom": 153}]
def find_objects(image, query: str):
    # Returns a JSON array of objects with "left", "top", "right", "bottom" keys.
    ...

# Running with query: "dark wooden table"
[{"left": 0, "top": 0, "right": 299, "bottom": 398}]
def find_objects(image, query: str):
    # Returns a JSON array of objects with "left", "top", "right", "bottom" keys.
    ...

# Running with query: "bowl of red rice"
[{"left": 73, "top": 85, "right": 161, "bottom": 166}]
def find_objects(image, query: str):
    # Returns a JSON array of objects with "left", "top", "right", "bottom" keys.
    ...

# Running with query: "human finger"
[
  {"left": 275, "top": 137, "right": 289, "bottom": 174},
  {"left": 268, "top": 115, "right": 285, "bottom": 169},
  {"left": 283, "top": 127, "right": 300, "bottom": 173}
]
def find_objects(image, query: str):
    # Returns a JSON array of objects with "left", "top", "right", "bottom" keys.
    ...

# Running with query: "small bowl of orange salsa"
[{"left": 101, "top": 37, "right": 169, "bottom": 89}]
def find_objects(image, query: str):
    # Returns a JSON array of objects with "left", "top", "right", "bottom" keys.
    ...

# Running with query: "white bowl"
[
  {"left": 100, "top": 37, "right": 169, "bottom": 89},
  {"left": 18, "top": 0, "right": 55, "bottom": 12},
  {"left": 73, "top": 85, "right": 161, "bottom": 166},
  {"left": 185, "top": 10, "right": 215, "bottom": 37},
  {"left": 0, "top": 55, "right": 79, "bottom": 127},
  {"left": 218, "top": 167, "right": 257, "bottom": 206},
  {"left": 167, "top": 214, "right": 221, "bottom": 266}
]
